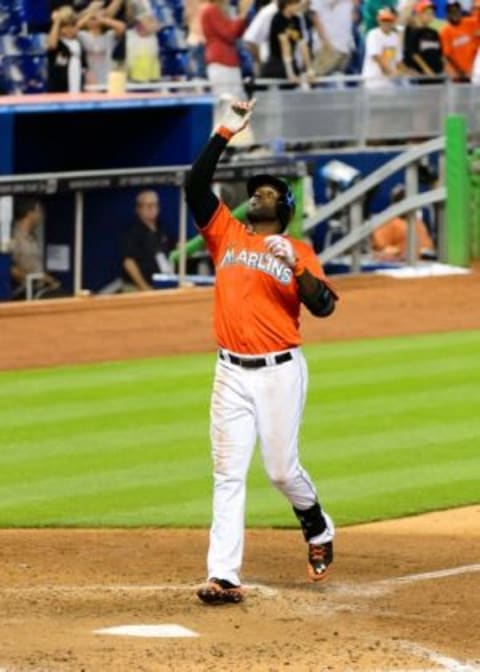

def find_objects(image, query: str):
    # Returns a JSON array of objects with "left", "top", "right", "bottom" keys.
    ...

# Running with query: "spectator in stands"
[
  {"left": 185, "top": 0, "right": 208, "bottom": 77},
  {"left": 50, "top": 0, "right": 91, "bottom": 11},
  {"left": 121, "top": 190, "right": 175, "bottom": 292},
  {"left": 10, "top": 198, "right": 65, "bottom": 300},
  {"left": 47, "top": 5, "right": 87, "bottom": 92},
  {"left": 126, "top": 0, "right": 154, "bottom": 21},
  {"left": 201, "top": 0, "right": 253, "bottom": 100},
  {"left": 371, "top": 184, "right": 435, "bottom": 261},
  {"left": 362, "top": 0, "right": 397, "bottom": 32},
  {"left": 261, "top": 0, "right": 315, "bottom": 83},
  {"left": 362, "top": 7, "right": 409, "bottom": 88},
  {"left": 76, "top": 4, "right": 126, "bottom": 86},
  {"left": 441, "top": 0, "right": 476, "bottom": 80},
  {"left": 243, "top": 0, "right": 278, "bottom": 74},
  {"left": 463, "top": 0, "right": 480, "bottom": 81},
  {"left": 126, "top": 11, "right": 162, "bottom": 82},
  {"left": 403, "top": 0, "right": 444, "bottom": 81},
  {"left": 310, "top": 0, "right": 353, "bottom": 76}
]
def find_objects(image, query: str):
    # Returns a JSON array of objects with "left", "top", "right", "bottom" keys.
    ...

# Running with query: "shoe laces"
[{"left": 309, "top": 543, "right": 327, "bottom": 561}]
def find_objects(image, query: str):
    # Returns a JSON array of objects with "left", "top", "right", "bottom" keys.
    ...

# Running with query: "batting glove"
[
  {"left": 265, "top": 234, "right": 297, "bottom": 268},
  {"left": 219, "top": 99, "right": 256, "bottom": 136}
]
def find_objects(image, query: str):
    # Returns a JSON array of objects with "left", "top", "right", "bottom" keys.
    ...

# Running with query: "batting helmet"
[{"left": 246, "top": 174, "right": 296, "bottom": 231}]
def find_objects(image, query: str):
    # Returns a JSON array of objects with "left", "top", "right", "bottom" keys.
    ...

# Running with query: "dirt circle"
[
  {"left": 0, "top": 269, "right": 479, "bottom": 671},
  {"left": 1, "top": 508, "right": 479, "bottom": 671}
]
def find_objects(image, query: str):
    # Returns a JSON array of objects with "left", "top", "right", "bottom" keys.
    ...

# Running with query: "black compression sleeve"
[
  {"left": 298, "top": 277, "right": 337, "bottom": 317},
  {"left": 185, "top": 133, "right": 229, "bottom": 228}
]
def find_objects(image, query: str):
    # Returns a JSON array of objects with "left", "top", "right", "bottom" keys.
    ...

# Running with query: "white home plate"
[{"left": 94, "top": 624, "right": 199, "bottom": 638}]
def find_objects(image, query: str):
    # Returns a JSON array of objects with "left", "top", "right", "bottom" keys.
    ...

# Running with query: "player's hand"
[
  {"left": 220, "top": 98, "right": 256, "bottom": 135},
  {"left": 265, "top": 234, "right": 297, "bottom": 268}
]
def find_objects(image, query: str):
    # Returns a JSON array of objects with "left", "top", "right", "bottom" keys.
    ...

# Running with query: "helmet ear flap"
[{"left": 276, "top": 187, "right": 296, "bottom": 231}]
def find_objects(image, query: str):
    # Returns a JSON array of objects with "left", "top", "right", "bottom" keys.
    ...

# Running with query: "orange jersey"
[
  {"left": 371, "top": 216, "right": 434, "bottom": 258},
  {"left": 200, "top": 202, "right": 334, "bottom": 354},
  {"left": 441, "top": 20, "right": 477, "bottom": 75}
]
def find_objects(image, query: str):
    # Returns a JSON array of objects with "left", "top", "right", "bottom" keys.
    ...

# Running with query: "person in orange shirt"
[
  {"left": 372, "top": 184, "right": 436, "bottom": 261},
  {"left": 441, "top": 0, "right": 477, "bottom": 80},
  {"left": 185, "top": 99, "right": 338, "bottom": 605}
]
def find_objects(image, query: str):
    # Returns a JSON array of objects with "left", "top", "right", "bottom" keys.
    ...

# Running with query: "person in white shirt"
[
  {"left": 362, "top": 7, "right": 406, "bottom": 88},
  {"left": 310, "top": 0, "right": 354, "bottom": 75},
  {"left": 77, "top": 5, "right": 126, "bottom": 85},
  {"left": 243, "top": 0, "right": 278, "bottom": 71}
]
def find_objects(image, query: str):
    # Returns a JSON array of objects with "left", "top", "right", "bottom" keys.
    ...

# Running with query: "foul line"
[
  {"left": 399, "top": 641, "right": 480, "bottom": 672},
  {"left": 377, "top": 563, "right": 480, "bottom": 587}
]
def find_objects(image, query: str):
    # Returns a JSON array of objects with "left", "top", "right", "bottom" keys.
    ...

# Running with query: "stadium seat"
[
  {"left": 164, "top": 0, "right": 184, "bottom": 27},
  {"left": 160, "top": 48, "right": 191, "bottom": 78},
  {"left": 1, "top": 53, "right": 47, "bottom": 94},
  {"left": 0, "top": 1, "right": 25, "bottom": 35},
  {"left": 158, "top": 25, "right": 186, "bottom": 50},
  {"left": 152, "top": 3, "right": 175, "bottom": 26},
  {"left": 0, "top": 34, "right": 20, "bottom": 54}
]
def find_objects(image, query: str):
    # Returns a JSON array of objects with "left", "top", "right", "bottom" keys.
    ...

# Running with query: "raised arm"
[
  {"left": 47, "top": 11, "right": 62, "bottom": 50},
  {"left": 185, "top": 99, "right": 255, "bottom": 228}
]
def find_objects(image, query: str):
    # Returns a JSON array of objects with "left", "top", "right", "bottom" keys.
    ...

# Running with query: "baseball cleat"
[
  {"left": 197, "top": 578, "right": 245, "bottom": 605},
  {"left": 308, "top": 541, "right": 333, "bottom": 581}
]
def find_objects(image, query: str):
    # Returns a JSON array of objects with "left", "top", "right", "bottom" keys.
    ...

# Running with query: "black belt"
[{"left": 219, "top": 350, "right": 293, "bottom": 369}]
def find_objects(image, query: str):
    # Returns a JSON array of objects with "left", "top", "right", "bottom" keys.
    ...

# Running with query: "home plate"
[{"left": 94, "top": 624, "right": 199, "bottom": 638}]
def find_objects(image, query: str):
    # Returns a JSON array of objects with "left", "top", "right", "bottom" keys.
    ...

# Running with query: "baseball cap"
[
  {"left": 414, "top": 0, "right": 434, "bottom": 12},
  {"left": 377, "top": 6, "right": 396, "bottom": 20}
]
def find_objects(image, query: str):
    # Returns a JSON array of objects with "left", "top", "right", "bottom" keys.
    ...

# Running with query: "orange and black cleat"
[
  {"left": 308, "top": 541, "right": 333, "bottom": 581},
  {"left": 197, "top": 578, "right": 245, "bottom": 605}
]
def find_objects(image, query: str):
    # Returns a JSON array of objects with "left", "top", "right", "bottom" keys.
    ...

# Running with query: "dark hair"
[
  {"left": 14, "top": 197, "right": 40, "bottom": 221},
  {"left": 278, "top": 0, "right": 299, "bottom": 10}
]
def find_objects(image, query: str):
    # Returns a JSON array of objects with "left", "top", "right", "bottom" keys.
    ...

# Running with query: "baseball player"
[{"left": 185, "top": 99, "right": 338, "bottom": 605}]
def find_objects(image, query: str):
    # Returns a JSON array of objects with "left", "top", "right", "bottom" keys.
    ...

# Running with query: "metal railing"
[
  {"left": 303, "top": 137, "right": 446, "bottom": 270},
  {"left": 249, "top": 79, "right": 480, "bottom": 146},
  {"left": 85, "top": 77, "right": 480, "bottom": 145}
]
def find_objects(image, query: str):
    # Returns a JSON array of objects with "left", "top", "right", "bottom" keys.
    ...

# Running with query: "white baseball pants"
[{"left": 206, "top": 347, "right": 321, "bottom": 586}]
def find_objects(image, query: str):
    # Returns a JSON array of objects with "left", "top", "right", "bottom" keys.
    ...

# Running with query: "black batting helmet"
[{"left": 246, "top": 174, "right": 296, "bottom": 231}]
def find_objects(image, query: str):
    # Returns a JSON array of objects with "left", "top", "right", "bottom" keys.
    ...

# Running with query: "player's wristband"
[
  {"left": 293, "top": 260, "right": 306, "bottom": 277},
  {"left": 216, "top": 126, "right": 234, "bottom": 141}
]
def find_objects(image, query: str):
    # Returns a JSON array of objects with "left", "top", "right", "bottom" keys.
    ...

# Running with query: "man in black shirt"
[
  {"left": 404, "top": 0, "right": 444, "bottom": 81},
  {"left": 122, "top": 190, "right": 175, "bottom": 291}
]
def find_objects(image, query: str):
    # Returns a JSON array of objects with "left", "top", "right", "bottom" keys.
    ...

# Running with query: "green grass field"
[{"left": 0, "top": 330, "right": 479, "bottom": 528}]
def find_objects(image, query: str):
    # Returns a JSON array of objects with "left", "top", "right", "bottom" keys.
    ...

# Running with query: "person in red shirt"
[
  {"left": 201, "top": 0, "right": 252, "bottom": 101},
  {"left": 185, "top": 99, "right": 338, "bottom": 605}
]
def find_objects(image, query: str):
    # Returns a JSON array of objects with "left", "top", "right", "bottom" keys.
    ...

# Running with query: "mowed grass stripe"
[{"left": 0, "top": 330, "right": 478, "bottom": 526}]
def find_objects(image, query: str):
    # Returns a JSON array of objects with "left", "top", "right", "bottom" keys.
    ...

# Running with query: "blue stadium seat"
[
  {"left": 158, "top": 25, "right": 186, "bottom": 50},
  {"left": 160, "top": 48, "right": 191, "bottom": 78},
  {"left": 152, "top": 3, "right": 175, "bottom": 26},
  {"left": 1, "top": 53, "right": 47, "bottom": 93},
  {"left": 0, "top": 34, "right": 20, "bottom": 54},
  {"left": 0, "top": 1, "right": 25, "bottom": 35},
  {"left": 15, "top": 32, "right": 46, "bottom": 54},
  {"left": 164, "top": 0, "right": 184, "bottom": 27}
]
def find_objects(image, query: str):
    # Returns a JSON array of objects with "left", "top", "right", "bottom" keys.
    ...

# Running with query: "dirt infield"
[
  {"left": 1, "top": 269, "right": 479, "bottom": 671},
  {"left": 1, "top": 509, "right": 479, "bottom": 671},
  {"left": 1, "top": 267, "right": 480, "bottom": 371}
]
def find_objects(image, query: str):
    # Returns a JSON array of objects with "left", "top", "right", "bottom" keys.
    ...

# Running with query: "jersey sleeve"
[{"left": 198, "top": 202, "right": 244, "bottom": 264}]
